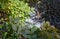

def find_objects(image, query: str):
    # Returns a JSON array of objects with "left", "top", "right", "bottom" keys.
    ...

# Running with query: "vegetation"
[
  {"left": 0, "top": 0, "right": 32, "bottom": 39},
  {"left": 0, "top": 0, "right": 60, "bottom": 39}
]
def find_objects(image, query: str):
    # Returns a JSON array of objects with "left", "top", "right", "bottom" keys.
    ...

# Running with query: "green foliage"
[
  {"left": 39, "top": 22, "right": 60, "bottom": 39},
  {"left": 18, "top": 22, "right": 60, "bottom": 39},
  {"left": 0, "top": 0, "right": 33, "bottom": 39},
  {"left": 0, "top": 0, "right": 32, "bottom": 24},
  {"left": 0, "top": 0, "right": 60, "bottom": 39}
]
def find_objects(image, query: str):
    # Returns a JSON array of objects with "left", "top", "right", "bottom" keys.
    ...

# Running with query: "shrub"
[{"left": 0, "top": 0, "right": 33, "bottom": 39}]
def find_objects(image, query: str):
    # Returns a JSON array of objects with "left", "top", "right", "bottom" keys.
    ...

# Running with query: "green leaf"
[{"left": 0, "top": 24, "right": 3, "bottom": 28}]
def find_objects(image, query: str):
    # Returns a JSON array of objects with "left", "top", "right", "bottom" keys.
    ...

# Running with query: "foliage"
[
  {"left": 13, "top": 22, "right": 60, "bottom": 39},
  {"left": 0, "top": 0, "right": 32, "bottom": 24},
  {"left": 0, "top": 0, "right": 60, "bottom": 39},
  {"left": 39, "top": 22, "right": 60, "bottom": 39},
  {"left": 0, "top": 0, "right": 33, "bottom": 39}
]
